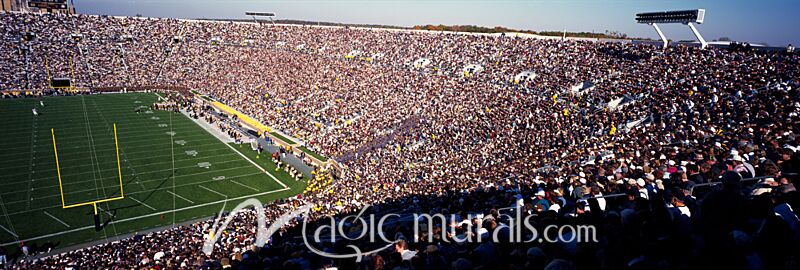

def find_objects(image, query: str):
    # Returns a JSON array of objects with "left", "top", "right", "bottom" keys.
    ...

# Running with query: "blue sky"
[{"left": 74, "top": 0, "right": 799, "bottom": 46}]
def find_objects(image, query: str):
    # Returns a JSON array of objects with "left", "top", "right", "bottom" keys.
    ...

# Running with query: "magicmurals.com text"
[{"left": 202, "top": 199, "right": 598, "bottom": 262}]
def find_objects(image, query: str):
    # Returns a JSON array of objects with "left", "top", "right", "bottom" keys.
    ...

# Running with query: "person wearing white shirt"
[{"left": 395, "top": 239, "right": 416, "bottom": 261}]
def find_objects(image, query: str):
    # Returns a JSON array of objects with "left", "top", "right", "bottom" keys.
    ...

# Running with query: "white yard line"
[
  {"left": 0, "top": 186, "right": 291, "bottom": 246},
  {"left": 5, "top": 122, "right": 205, "bottom": 150},
  {"left": 82, "top": 95, "right": 118, "bottom": 237},
  {"left": 2, "top": 152, "right": 240, "bottom": 187},
  {"left": 129, "top": 197, "right": 157, "bottom": 211},
  {"left": 43, "top": 211, "right": 71, "bottom": 228},
  {"left": 230, "top": 180, "right": 259, "bottom": 192},
  {"left": 6, "top": 152, "right": 240, "bottom": 189},
  {"left": 7, "top": 171, "right": 263, "bottom": 215},
  {"left": 169, "top": 107, "right": 177, "bottom": 225},
  {"left": 198, "top": 185, "right": 228, "bottom": 198},
  {"left": 222, "top": 143, "right": 288, "bottom": 189},
  {"left": 166, "top": 191, "right": 195, "bottom": 204},
  {"left": 24, "top": 118, "right": 37, "bottom": 210},
  {"left": 96, "top": 206, "right": 113, "bottom": 217},
  {"left": 0, "top": 224, "right": 18, "bottom": 238},
  {"left": 0, "top": 114, "right": 166, "bottom": 135},
  {"left": 0, "top": 194, "right": 17, "bottom": 240},
  {"left": 154, "top": 92, "right": 166, "bottom": 101},
  {"left": 181, "top": 109, "right": 289, "bottom": 189},
  {"left": 3, "top": 164, "right": 255, "bottom": 203},
  {"left": 0, "top": 122, "right": 212, "bottom": 157},
  {"left": 0, "top": 134, "right": 221, "bottom": 168}
]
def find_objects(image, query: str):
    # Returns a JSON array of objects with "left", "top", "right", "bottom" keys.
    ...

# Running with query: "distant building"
[
  {"left": 1, "top": 0, "right": 20, "bottom": 11},
  {"left": 2, "top": 0, "right": 75, "bottom": 14}
]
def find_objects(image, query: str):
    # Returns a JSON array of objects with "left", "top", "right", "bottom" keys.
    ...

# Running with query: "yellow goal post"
[{"left": 51, "top": 123, "right": 125, "bottom": 215}]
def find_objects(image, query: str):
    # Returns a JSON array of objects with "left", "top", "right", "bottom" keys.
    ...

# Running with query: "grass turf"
[
  {"left": 269, "top": 131, "right": 295, "bottom": 145},
  {"left": 268, "top": 131, "right": 327, "bottom": 161},
  {"left": 298, "top": 146, "right": 328, "bottom": 162},
  {"left": 0, "top": 93, "right": 305, "bottom": 251}
]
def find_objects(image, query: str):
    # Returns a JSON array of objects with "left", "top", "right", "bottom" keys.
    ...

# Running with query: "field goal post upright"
[
  {"left": 52, "top": 123, "right": 125, "bottom": 230},
  {"left": 636, "top": 9, "right": 708, "bottom": 49}
]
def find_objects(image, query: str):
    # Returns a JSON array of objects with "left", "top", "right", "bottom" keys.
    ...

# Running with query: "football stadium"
[
  {"left": 0, "top": 92, "right": 303, "bottom": 246},
  {"left": 0, "top": 0, "right": 799, "bottom": 269}
]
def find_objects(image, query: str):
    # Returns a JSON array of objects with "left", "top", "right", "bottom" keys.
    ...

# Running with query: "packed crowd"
[{"left": 1, "top": 12, "right": 799, "bottom": 269}]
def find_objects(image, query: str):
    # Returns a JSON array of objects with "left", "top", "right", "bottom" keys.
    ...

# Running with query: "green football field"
[{"left": 0, "top": 92, "right": 305, "bottom": 250}]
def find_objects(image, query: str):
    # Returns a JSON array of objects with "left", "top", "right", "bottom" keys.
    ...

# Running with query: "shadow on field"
[{"left": 91, "top": 172, "right": 174, "bottom": 230}]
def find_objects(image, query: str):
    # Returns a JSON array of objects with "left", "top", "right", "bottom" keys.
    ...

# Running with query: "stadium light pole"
[
  {"left": 686, "top": 22, "right": 708, "bottom": 48},
  {"left": 636, "top": 9, "right": 708, "bottom": 49},
  {"left": 649, "top": 23, "right": 668, "bottom": 49}
]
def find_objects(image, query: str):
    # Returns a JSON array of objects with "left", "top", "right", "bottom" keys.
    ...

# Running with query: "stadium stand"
[{"left": 1, "top": 11, "right": 799, "bottom": 270}]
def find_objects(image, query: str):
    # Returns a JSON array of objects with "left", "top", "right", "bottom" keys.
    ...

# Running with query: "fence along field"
[{"left": 0, "top": 92, "right": 302, "bottom": 250}]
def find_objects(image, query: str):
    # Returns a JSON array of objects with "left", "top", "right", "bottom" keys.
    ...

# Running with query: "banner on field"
[{"left": 211, "top": 101, "right": 271, "bottom": 134}]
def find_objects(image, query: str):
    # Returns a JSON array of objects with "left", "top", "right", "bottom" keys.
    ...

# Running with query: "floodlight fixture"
[
  {"left": 245, "top": 11, "right": 275, "bottom": 25},
  {"left": 636, "top": 9, "right": 708, "bottom": 49}
]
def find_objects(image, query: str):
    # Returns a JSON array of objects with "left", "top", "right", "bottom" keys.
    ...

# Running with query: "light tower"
[
  {"left": 636, "top": 9, "right": 708, "bottom": 49},
  {"left": 245, "top": 11, "right": 276, "bottom": 26}
]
